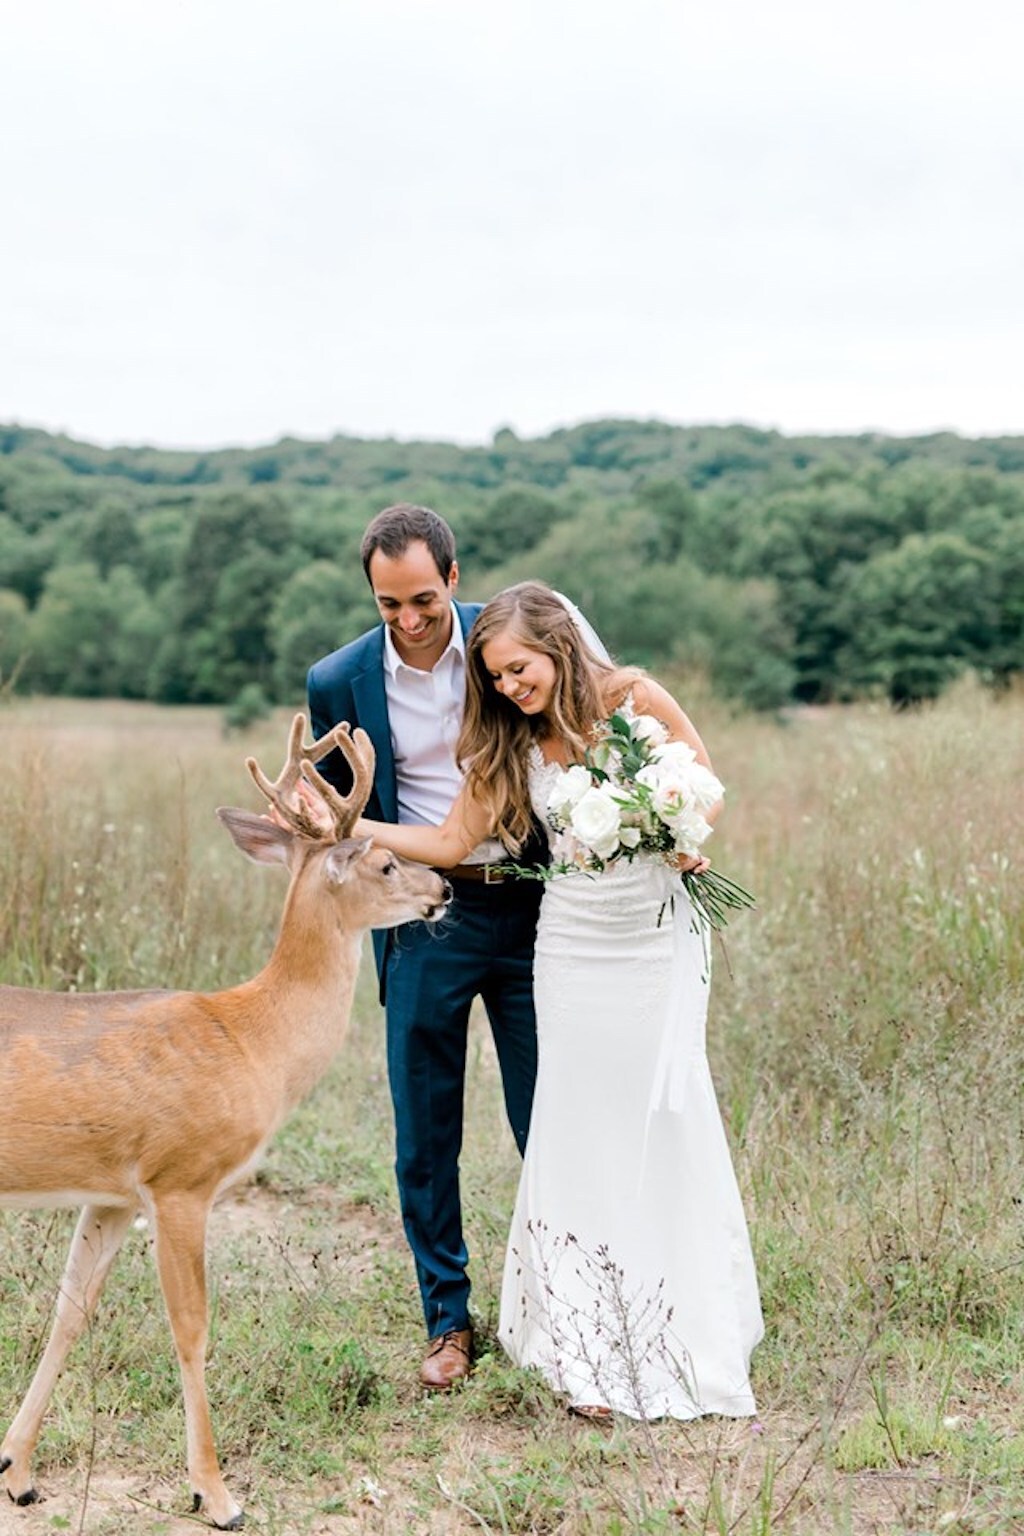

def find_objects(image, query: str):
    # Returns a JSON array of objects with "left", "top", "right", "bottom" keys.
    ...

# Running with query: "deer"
[{"left": 0, "top": 714, "right": 450, "bottom": 1529}]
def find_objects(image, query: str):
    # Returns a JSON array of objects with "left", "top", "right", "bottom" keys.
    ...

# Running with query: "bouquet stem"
[{"left": 681, "top": 867, "right": 756, "bottom": 932}]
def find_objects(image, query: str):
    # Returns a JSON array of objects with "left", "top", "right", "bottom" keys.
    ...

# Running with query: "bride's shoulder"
[
  {"left": 602, "top": 665, "right": 646, "bottom": 715},
  {"left": 626, "top": 676, "right": 711, "bottom": 759},
  {"left": 628, "top": 675, "right": 674, "bottom": 716},
  {"left": 610, "top": 672, "right": 695, "bottom": 729}
]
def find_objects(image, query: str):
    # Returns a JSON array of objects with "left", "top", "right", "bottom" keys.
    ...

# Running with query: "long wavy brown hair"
[{"left": 458, "top": 583, "right": 640, "bottom": 851}]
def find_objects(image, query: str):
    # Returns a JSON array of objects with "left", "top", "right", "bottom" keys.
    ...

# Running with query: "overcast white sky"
[{"left": 1, "top": 0, "right": 1021, "bottom": 450}]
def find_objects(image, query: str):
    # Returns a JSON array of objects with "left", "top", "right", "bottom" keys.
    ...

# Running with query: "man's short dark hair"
[{"left": 361, "top": 504, "right": 457, "bottom": 583}]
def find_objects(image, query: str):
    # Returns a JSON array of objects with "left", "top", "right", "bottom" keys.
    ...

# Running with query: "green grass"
[{"left": 1, "top": 684, "right": 1023, "bottom": 1533}]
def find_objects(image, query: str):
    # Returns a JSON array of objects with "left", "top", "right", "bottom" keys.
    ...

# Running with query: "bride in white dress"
[{"left": 353, "top": 581, "right": 762, "bottom": 1420}]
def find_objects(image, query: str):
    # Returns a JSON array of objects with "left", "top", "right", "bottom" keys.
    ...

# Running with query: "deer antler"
[
  {"left": 302, "top": 723, "right": 375, "bottom": 839},
  {"left": 246, "top": 714, "right": 376, "bottom": 842}
]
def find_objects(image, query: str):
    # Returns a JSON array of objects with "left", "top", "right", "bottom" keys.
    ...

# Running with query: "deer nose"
[{"left": 425, "top": 880, "right": 453, "bottom": 918}]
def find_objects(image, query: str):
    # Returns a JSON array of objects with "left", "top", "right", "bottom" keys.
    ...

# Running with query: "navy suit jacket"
[{"left": 306, "top": 601, "right": 483, "bottom": 993}]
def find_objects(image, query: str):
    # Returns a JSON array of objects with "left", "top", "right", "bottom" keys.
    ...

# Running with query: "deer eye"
[{"left": 381, "top": 858, "right": 396, "bottom": 877}]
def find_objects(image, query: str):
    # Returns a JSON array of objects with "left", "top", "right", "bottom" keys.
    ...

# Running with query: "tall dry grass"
[
  {"left": 1, "top": 686, "right": 1022, "bottom": 1534},
  {"left": 0, "top": 699, "right": 289, "bottom": 992},
  {"left": 710, "top": 681, "right": 1024, "bottom": 1382}
]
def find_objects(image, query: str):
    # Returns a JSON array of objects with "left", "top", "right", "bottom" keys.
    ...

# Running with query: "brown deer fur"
[{"left": 0, "top": 717, "right": 448, "bottom": 1529}]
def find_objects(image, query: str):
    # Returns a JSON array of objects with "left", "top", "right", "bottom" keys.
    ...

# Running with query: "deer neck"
[
  {"left": 263, "top": 871, "right": 362, "bottom": 997},
  {"left": 237, "top": 875, "right": 362, "bottom": 1106}
]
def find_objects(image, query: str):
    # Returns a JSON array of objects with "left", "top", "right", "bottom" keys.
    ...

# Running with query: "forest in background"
[{"left": 1, "top": 417, "right": 1022, "bottom": 712}]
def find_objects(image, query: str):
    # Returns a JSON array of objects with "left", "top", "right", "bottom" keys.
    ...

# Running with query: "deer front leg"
[
  {"left": 149, "top": 1190, "right": 242, "bottom": 1531},
  {"left": 2, "top": 1203, "right": 134, "bottom": 1508}
]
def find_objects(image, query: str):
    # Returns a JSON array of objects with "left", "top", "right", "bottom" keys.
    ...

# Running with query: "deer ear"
[
  {"left": 323, "top": 837, "right": 374, "bottom": 884},
  {"left": 216, "top": 808, "right": 293, "bottom": 866}
]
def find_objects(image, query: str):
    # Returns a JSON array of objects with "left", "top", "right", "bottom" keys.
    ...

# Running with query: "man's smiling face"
[{"left": 368, "top": 539, "right": 459, "bottom": 671}]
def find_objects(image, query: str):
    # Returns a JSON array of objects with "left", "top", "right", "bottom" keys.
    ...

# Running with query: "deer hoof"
[
  {"left": 191, "top": 1492, "right": 244, "bottom": 1530},
  {"left": 3, "top": 1453, "right": 40, "bottom": 1507}
]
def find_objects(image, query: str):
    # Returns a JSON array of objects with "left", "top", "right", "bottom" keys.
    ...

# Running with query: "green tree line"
[{"left": 1, "top": 419, "right": 1022, "bottom": 711}]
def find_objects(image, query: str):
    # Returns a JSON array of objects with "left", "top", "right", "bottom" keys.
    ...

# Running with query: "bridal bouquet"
[{"left": 542, "top": 712, "right": 755, "bottom": 932}]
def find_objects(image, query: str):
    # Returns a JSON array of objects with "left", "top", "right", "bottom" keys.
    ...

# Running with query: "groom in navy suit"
[{"left": 307, "top": 504, "right": 542, "bottom": 1389}]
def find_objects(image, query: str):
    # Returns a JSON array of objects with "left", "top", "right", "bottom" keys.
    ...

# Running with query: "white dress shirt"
[{"left": 382, "top": 616, "right": 504, "bottom": 864}]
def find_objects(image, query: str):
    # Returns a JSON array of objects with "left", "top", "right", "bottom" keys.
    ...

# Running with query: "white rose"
[
  {"left": 673, "top": 810, "right": 714, "bottom": 857},
  {"left": 651, "top": 740, "right": 697, "bottom": 771},
  {"left": 646, "top": 745, "right": 723, "bottom": 815},
  {"left": 655, "top": 776, "right": 722, "bottom": 827},
  {"left": 631, "top": 713, "right": 669, "bottom": 747},
  {"left": 547, "top": 764, "right": 593, "bottom": 821},
  {"left": 636, "top": 759, "right": 693, "bottom": 818},
  {"left": 687, "top": 763, "right": 725, "bottom": 813},
  {"left": 651, "top": 778, "right": 692, "bottom": 821},
  {"left": 570, "top": 784, "right": 623, "bottom": 859}
]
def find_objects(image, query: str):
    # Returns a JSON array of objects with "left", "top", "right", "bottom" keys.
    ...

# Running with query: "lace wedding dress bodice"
[{"left": 527, "top": 745, "right": 563, "bottom": 829}]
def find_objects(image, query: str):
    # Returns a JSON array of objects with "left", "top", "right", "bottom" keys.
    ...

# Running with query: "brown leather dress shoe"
[{"left": 420, "top": 1328, "right": 473, "bottom": 1390}]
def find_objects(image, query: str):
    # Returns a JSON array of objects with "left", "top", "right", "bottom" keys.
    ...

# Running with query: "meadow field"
[{"left": 1, "top": 686, "right": 1022, "bottom": 1535}]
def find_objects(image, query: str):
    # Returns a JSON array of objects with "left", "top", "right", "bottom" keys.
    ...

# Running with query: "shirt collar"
[{"left": 383, "top": 605, "right": 464, "bottom": 678}]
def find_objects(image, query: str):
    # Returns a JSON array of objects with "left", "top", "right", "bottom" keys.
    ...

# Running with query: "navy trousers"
[{"left": 383, "top": 877, "right": 541, "bottom": 1339}]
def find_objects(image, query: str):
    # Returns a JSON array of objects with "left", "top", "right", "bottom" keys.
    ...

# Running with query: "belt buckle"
[{"left": 483, "top": 863, "right": 504, "bottom": 885}]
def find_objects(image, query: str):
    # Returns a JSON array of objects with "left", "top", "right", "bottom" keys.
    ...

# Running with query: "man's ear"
[{"left": 448, "top": 559, "right": 459, "bottom": 595}]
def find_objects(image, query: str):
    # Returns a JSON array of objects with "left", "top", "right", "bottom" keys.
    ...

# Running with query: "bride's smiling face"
[{"left": 482, "top": 629, "right": 558, "bottom": 716}]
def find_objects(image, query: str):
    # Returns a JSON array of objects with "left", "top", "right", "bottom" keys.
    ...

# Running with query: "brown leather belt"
[{"left": 439, "top": 863, "right": 509, "bottom": 885}]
